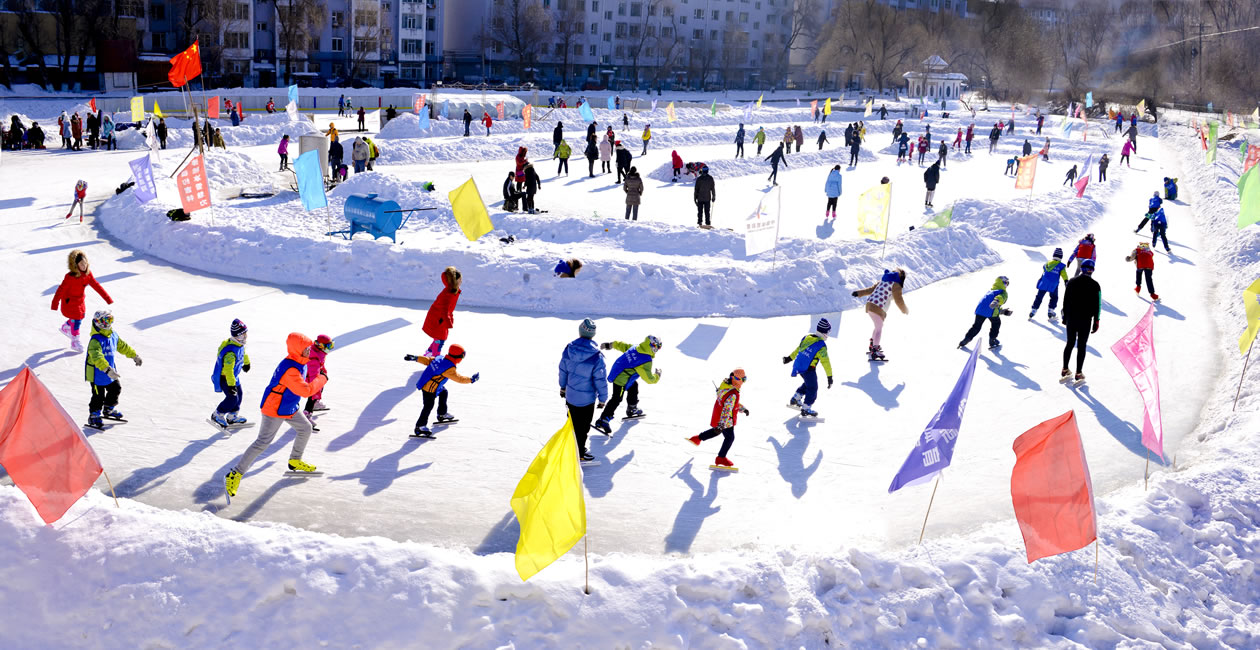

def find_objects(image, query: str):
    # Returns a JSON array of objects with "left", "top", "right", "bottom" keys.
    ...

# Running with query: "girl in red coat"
[
  {"left": 51, "top": 249, "right": 113, "bottom": 352},
  {"left": 687, "top": 369, "right": 749, "bottom": 469},
  {"left": 65, "top": 179, "right": 87, "bottom": 221},
  {"left": 1126, "top": 241, "right": 1158, "bottom": 300},
  {"left": 671, "top": 150, "right": 684, "bottom": 182},
  {"left": 423, "top": 266, "right": 462, "bottom": 357}
]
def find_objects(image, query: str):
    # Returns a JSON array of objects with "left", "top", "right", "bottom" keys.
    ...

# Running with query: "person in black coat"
[
  {"left": 614, "top": 142, "right": 632, "bottom": 184},
  {"left": 156, "top": 118, "right": 168, "bottom": 149},
  {"left": 988, "top": 125, "right": 1001, "bottom": 153},
  {"left": 1060, "top": 261, "right": 1101, "bottom": 380},
  {"left": 462, "top": 109, "right": 472, "bottom": 137},
  {"left": 1022, "top": 139, "right": 1032, "bottom": 156},
  {"left": 923, "top": 160, "right": 940, "bottom": 207},
  {"left": 502, "top": 171, "right": 523, "bottom": 211},
  {"left": 765, "top": 143, "right": 786, "bottom": 185},
  {"left": 584, "top": 137, "right": 599, "bottom": 177},
  {"left": 694, "top": 167, "right": 716, "bottom": 227},
  {"left": 522, "top": 163, "right": 541, "bottom": 213},
  {"left": 553, "top": 121, "right": 564, "bottom": 148},
  {"left": 329, "top": 139, "right": 344, "bottom": 177},
  {"left": 587, "top": 121, "right": 597, "bottom": 142},
  {"left": 817, "top": 130, "right": 828, "bottom": 150},
  {"left": 848, "top": 134, "right": 861, "bottom": 167}
]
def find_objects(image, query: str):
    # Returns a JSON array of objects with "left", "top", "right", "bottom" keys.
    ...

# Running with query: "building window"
[
  {"left": 353, "top": 38, "right": 378, "bottom": 53},
  {"left": 332, "top": 37, "right": 344, "bottom": 52},
  {"left": 403, "top": 14, "right": 419, "bottom": 29},
  {"left": 693, "top": 28, "right": 702, "bottom": 39},
  {"left": 403, "top": 39, "right": 423, "bottom": 54},
  {"left": 710, "top": 29, "right": 717, "bottom": 39},
  {"left": 589, "top": 44, "right": 597, "bottom": 56},
  {"left": 739, "top": 12, "right": 747, "bottom": 22},
  {"left": 151, "top": 3, "right": 165, "bottom": 19},
  {"left": 590, "top": 23, "right": 597, "bottom": 34},
  {"left": 615, "top": 23, "right": 626, "bottom": 37},
  {"left": 332, "top": 12, "right": 344, "bottom": 28},
  {"left": 617, "top": 2, "right": 625, "bottom": 15},
  {"left": 630, "top": 2, "right": 641, "bottom": 16},
  {"left": 694, "top": 9, "right": 702, "bottom": 18},
  {"left": 711, "top": 10, "right": 718, "bottom": 19},
  {"left": 223, "top": 32, "right": 249, "bottom": 49},
  {"left": 603, "top": 33, "right": 611, "bottom": 41},
  {"left": 152, "top": 32, "right": 167, "bottom": 49},
  {"left": 425, "top": 41, "right": 435, "bottom": 55},
  {"left": 615, "top": 45, "right": 624, "bottom": 56},
  {"left": 256, "top": 21, "right": 267, "bottom": 32},
  {"left": 427, "top": 16, "right": 436, "bottom": 30},
  {"left": 574, "top": 43, "right": 582, "bottom": 54},
  {"left": 229, "top": 3, "right": 248, "bottom": 20}
]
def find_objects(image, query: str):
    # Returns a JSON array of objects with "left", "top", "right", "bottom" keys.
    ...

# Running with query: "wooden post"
[
  {"left": 1144, "top": 449, "right": 1150, "bottom": 491},
  {"left": 918, "top": 475, "right": 941, "bottom": 544},
  {"left": 1233, "top": 335, "right": 1255, "bottom": 411},
  {"left": 102, "top": 469, "right": 120, "bottom": 509},
  {"left": 583, "top": 535, "right": 590, "bottom": 595}
]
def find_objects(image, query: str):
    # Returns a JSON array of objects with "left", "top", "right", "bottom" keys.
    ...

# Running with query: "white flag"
[
  {"left": 144, "top": 119, "right": 160, "bottom": 160},
  {"left": 286, "top": 100, "right": 299, "bottom": 122},
  {"left": 744, "top": 186, "right": 781, "bottom": 256}
]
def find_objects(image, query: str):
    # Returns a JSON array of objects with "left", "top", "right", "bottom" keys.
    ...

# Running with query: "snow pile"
[
  {"left": 949, "top": 178, "right": 1121, "bottom": 248},
  {"left": 113, "top": 115, "right": 318, "bottom": 151},
  {"left": 646, "top": 146, "right": 878, "bottom": 183}
]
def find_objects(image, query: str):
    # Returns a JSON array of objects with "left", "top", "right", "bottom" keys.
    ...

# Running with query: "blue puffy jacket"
[
  {"left": 558, "top": 337, "right": 608, "bottom": 407},
  {"left": 824, "top": 169, "right": 842, "bottom": 198}
]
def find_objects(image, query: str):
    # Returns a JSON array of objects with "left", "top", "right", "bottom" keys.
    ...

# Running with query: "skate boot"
[
  {"left": 870, "top": 345, "right": 887, "bottom": 361},
  {"left": 210, "top": 411, "right": 229, "bottom": 428},
  {"left": 1135, "top": 286, "right": 1140, "bottom": 294},
  {"left": 70, "top": 337, "right": 83, "bottom": 353},
  {"left": 1048, "top": 310, "right": 1057, "bottom": 322},
  {"left": 1074, "top": 372, "right": 1085, "bottom": 383},
  {"left": 799, "top": 407, "right": 820, "bottom": 419},
  {"left": 1151, "top": 293, "right": 1160, "bottom": 301},
  {"left": 310, "top": 400, "right": 329, "bottom": 412},
  {"left": 60, "top": 321, "right": 73, "bottom": 339},
  {"left": 625, "top": 406, "right": 645, "bottom": 419},
  {"left": 988, "top": 339, "right": 1001, "bottom": 350},
  {"left": 787, "top": 394, "right": 804, "bottom": 410},
  {"left": 1029, "top": 310, "right": 1036, "bottom": 320},
  {"left": 592, "top": 417, "right": 612, "bottom": 435},
  {"left": 102, "top": 407, "right": 124, "bottom": 420},
  {"left": 87, "top": 411, "right": 104, "bottom": 429},
  {"left": 579, "top": 450, "right": 595, "bottom": 462},
  {"left": 224, "top": 470, "right": 242, "bottom": 497},
  {"left": 687, "top": 435, "right": 702, "bottom": 446},
  {"left": 287, "top": 459, "right": 317, "bottom": 473},
  {"left": 413, "top": 426, "right": 433, "bottom": 437},
  {"left": 714, "top": 456, "right": 734, "bottom": 468},
  {"left": 436, "top": 413, "right": 457, "bottom": 424},
  {"left": 227, "top": 412, "right": 247, "bottom": 426},
  {"left": 1061, "top": 368, "right": 1071, "bottom": 379}
]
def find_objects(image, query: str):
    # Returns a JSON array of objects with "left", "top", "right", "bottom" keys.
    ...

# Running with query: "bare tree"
[
  {"left": 773, "top": 0, "right": 820, "bottom": 87},
  {"left": 488, "top": 0, "right": 551, "bottom": 82},
  {"left": 348, "top": 1, "right": 382, "bottom": 81},
  {"left": 11, "top": 0, "right": 54, "bottom": 89},
  {"left": 551, "top": 1, "right": 586, "bottom": 88},
  {"left": 719, "top": 20, "right": 749, "bottom": 89},
  {"left": 648, "top": 10, "right": 684, "bottom": 88},
  {"left": 813, "top": 0, "right": 919, "bottom": 92},
  {"left": 268, "top": 0, "right": 328, "bottom": 86}
]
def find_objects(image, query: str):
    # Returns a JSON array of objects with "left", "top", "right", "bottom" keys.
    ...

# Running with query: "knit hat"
[
  {"left": 1053, "top": 247, "right": 1064, "bottom": 259},
  {"left": 816, "top": 318, "right": 832, "bottom": 335},
  {"left": 231, "top": 318, "right": 248, "bottom": 337},
  {"left": 578, "top": 318, "right": 597, "bottom": 339}
]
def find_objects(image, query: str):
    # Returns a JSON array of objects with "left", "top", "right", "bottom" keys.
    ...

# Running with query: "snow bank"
[
  {"left": 646, "top": 146, "right": 878, "bottom": 183},
  {"left": 112, "top": 115, "right": 317, "bottom": 151},
  {"left": 94, "top": 168, "right": 1000, "bottom": 317}
]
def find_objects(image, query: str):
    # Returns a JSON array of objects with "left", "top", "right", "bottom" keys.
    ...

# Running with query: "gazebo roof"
[
  {"left": 903, "top": 71, "right": 969, "bottom": 81},
  {"left": 922, "top": 55, "right": 949, "bottom": 69}
]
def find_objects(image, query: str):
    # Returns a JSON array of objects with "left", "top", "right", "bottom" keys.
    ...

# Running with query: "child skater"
[
  {"left": 405, "top": 344, "right": 479, "bottom": 437},
  {"left": 52, "top": 249, "right": 113, "bottom": 353},
  {"left": 84, "top": 310, "right": 142, "bottom": 429},
  {"left": 851, "top": 269, "right": 909, "bottom": 361},
  {"left": 65, "top": 179, "right": 87, "bottom": 221},
  {"left": 304, "top": 335, "right": 334, "bottom": 414},
  {"left": 1126, "top": 241, "right": 1158, "bottom": 301},
  {"left": 422, "top": 266, "right": 462, "bottom": 357},
  {"left": 210, "top": 318, "right": 252, "bottom": 429},
  {"left": 687, "top": 368, "right": 749, "bottom": 470},
  {"left": 784, "top": 318, "right": 832, "bottom": 419}
]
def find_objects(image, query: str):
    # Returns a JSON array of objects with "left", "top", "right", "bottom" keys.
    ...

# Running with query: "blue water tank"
[{"left": 343, "top": 193, "right": 402, "bottom": 240}]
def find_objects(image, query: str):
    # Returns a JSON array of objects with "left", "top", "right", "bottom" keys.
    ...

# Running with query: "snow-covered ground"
[{"left": 1, "top": 94, "right": 1257, "bottom": 647}]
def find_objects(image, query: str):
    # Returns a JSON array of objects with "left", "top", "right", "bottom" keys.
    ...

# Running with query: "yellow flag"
[
  {"left": 1253, "top": 107, "right": 1259, "bottom": 126},
  {"left": 130, "top": 96, "right": 144, "bottom": 121},
  {"left": 153, "top": 102, "right": 163, "bottom": 118},
  {"left": 864, "top": 99, "right": 873, "bottom": 117},
  {"left": 1241, "top": 279, "right": 1260, "bottom": 355},
  {"left": 824, "top": 97, "right": 832, "bottom": 116},
  {"left": 857, "top": 181, "right": 891, "bottom": 240},
  {"left": 1136, "top": 99, "right": 1145, "bottom": 116},
  {"left": 756, "top": 93, "right": 763, "bottom": 108},
  {"left": 666, "top": 101, "right": 677, "bottom": 123},
  {"left": 511, "top": 416, "right": 586, "bottom": 581},
  {"left": 448, "top": 177, "right": 494, "bottom": 241}
]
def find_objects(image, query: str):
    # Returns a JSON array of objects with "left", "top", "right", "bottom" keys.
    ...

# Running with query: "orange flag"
[
  {"left": 1010, "top": 410, "right": 1097, "bottom": 563},
  {"left": 168, "top": 40, "right": 203, "bottom": 87},
  {"left": 177, "top": 155, "right": 212, "bottom": 213},
  {"left": 1014, "top": 154, "right": 1038, "bottom": 190},
  {"left": 89, "top": 97, "right": 97, "bottom": 113},
  {"left": 208, "top": 96, "right": 220, "bottom": 119},
  {"left": 523, "top": 103, "right": 532, "bottom": 129},
  {"left": 0, "top": 368, "right": 103, "bottom": 524},
  {"left": 497, "top": 101, "right": 506, "bottom": 120}
]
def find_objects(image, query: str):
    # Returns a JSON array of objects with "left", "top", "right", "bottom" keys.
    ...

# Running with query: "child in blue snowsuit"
[
  {"left": 784, "top": 318, "right": 833, "bottom": 418},
  {"left": 593, "top": 335, "right": 663, "bottom": 433},
  {"left": 1135, "top": 192, "right": 1162, "bottom": 232},
  {"left": 1163, "top": 177, "right": 1177, "bottom": 200},
  {"left": 210, "top": 318, "right": 252, "bottom": 428},
  {"left": 958, "top": 277, "right": 1011, "bottom": 349},
  {"left": 1030, "top": 248, "right": 1069, "bottom": 321},
  {"left": 1150, "top": 208, "right": 1170, "bottom": 253}
]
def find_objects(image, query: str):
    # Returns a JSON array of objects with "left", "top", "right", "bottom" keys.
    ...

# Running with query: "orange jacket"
[{"left": 262, "top": 333, "right": 328, "bottom": 418}]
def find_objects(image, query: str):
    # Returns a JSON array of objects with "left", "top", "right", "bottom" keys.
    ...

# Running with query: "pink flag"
[
  {"left": 1074, "top": 172, "right": 1090, "bottom": 198},
  {"left": 1110, "top": 304, "right": 1163, "bottom": 458},
  {"left": 0, "top": 367, "right": 104, "bottom": 524},
  {"left": 1244, "top": 145, "right": 1260, "bottom": 175},
  {"left": 176, "top": 154, "right": 212, "bottom": 213},
  {"left": 1011, "top": 410, "right": 1097, "bottom": 563},
  {"left": 414, "top": 95, "right": 425, "bottom": 114},
  {"left": 496, "top": 101, "right": 505, "bottom": 120},
  {"left": 208, "top": 96, "right": 220, "bottom": 119}
]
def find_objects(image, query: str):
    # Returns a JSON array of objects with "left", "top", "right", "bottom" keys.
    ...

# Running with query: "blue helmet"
[{"left": 1081, "top": 259, "right": 1096, "bottom": 273}]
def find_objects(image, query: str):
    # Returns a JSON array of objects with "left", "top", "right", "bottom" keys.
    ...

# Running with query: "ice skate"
[
  {"left": 210, "top": 411, "right": 230, "bottom": 428},
  {"left": 227, "top": 413, "right": 248, "bottom": 426},
  {"left": 1151, "top": 293, "right": 1160, "bottom": 301},
  {"left": 592, "top": 417, "right": 613, "bottom": 435},
  {"left": 70, "top": 337, "right": 83, "bottom": 353},
  {"left": 435, "top": 413, "right": 458, "bottom": 425},
  {"left": 412, "top": 426, "right": 435, "bottom": 438},
  {"left": 1047, "top": 310, "right": 1057, "bottom": 322},
  {"left": 86, "top": 411, "right": 104, "bottom": 430},
  {"left": 687, "top": 435, "right": 701, "bottom": 446},
  {"left": 60, "top": 321, "right": 73, "bottom": 339},
  {"left": 287, "top": 459, "right": 318, "bottom": 473},
  {"left": 786, "top": 395, "right": 803, "bottom": 410},
  {"left": 1059, "top": 368, "right": 1072, "bottom": 383},
  {"left": 224, "top": 470, "right": 242, "bottom": 497},
  {"left": 623, "top": 407, "right": 645, "bottom": 420},
  {"left": 102, "top": 407, "right": 124, "bottom": 420},
  {"left": 988, "top": 339, "right": 1001, "bottom": 350}
]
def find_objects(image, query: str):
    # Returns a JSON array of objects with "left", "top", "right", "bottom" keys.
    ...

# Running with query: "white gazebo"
[{"left": 903, "top": 56, "right": 967, "bottom": 99}]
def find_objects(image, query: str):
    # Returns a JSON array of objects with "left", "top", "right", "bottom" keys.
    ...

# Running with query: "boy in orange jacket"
[
  {"left": 225, "top": 332, "right": 328, "bottom": 497},
  {"left": 687, "top": 369, "right": 749, "bottom": 469},
  {"left": 405, "top": 344, "right": 480, "bottom": 437}
]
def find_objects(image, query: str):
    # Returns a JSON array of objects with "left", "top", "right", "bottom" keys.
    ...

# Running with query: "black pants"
[
  {"left": 768, "top": 164, "right": 780, "bottom": 184},
  {"left": 735, "top": 142, "right": 744, "bottom": 157},
  {"left": 1121, "top": 154, "right": 1130, "bottom": 166},
  {"left": 1136, "top": 268, "right": 1155, "bottom": 293},
  {"left": 279, "top": 153, "right": 288, "bottom": 170},
  {"left": 641, "top": 141, "right": 648, "bottom": 155},
  {"left": 557, "top": 158, "right": 568, "bottom": 174},
  {"left": 989, "top": 139, "right": 997, "bottom": 153},
  {"left": 918, "top": 150, "right": 925, "bottom": 164},
  {"left": 696, "top": 200, "right": 711, "bottom": 225},
  {"left": 825, "top": 197, "right": 837, "bottom": 212},
  {"left": 1136, "top": 215, "right": 1151, "bottom": 231},
  {"left": 960, "top": 314, "right": 1001, "bottom": 346},
  {"left": 698, "top": 426, "right": 735, "bottom": 458},
  {"left": 1037, "top": 125, "right": 1042, "bottom": 135},
  {"left": 160, "top": 137, "right": 167, "bottom": 149},
  {"left": 795, "top": 142, "right": 801, "bottom": 152},
  {"left": 415, "top": 390, "right": 449, "bottom": 428},
  {"left": 602, "top": 160, "right": 611, "bottom": 173},
  {"left": 756, "top": 143, "right": 763, "bottom": 155},
  {"left": 1152, "top": 225, "right": 1169, "bottom": 251},
  {"left": 568, "top": 402, "right": 595, "bottom": 453},
  {"left": 1063, "top": 322, "right": 1091, "bottom": 373},
  {"left": 965, "top": 139, "right": 971, "bottom": 153},
  {"left": 216, "top": 384, "right": 243, "bottom": 414},
  {"left": 617, "top": 165, "right": 627, "bottom": 183},
  {"left": 89, "top": 382, "right": 121, "bottom": 413},
  {"left": 1099, "top": 168, "right": 1107, "bottom": 182},
  {"left": 850, "top": 150, "right": 859, "bottom": 166},
  {"left": 625, "top": 204, "right": 639, "bottom": 220},
  {"left": 1063, "top": 175, "right": 1075, "bottom": 186},
  {"left": 599, "top": 383, "right": 638, "bottom": 421},
  {"left": 588, "top": 158, "right": 596, "bottom": 176},
  {"left": 523, "top": 192, "right": 536, "bottom": 212},
  {"left": 464, "top": 123, "right": 470, "bottom": 136}
]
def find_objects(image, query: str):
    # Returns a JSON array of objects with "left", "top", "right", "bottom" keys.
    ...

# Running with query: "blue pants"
[
  {"left": 216, "top": 384, "right": 242, "bottom": 414},
  {"left": 354, "top": 159, "right": 366, "bottom": 173},
  {"left": 795, "top": 367, "right": 819, "bottom": 406},
  {"left": 1031, "top": 288, "right": 1059, "bottom": 313}
]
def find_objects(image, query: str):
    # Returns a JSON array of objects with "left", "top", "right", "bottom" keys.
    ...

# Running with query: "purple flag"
[
  {"left": 129, "top": 155, "right": 157, "bottom": 204},
  {"left": 889, "top": 343, "right": 981, "bottom": 492}
]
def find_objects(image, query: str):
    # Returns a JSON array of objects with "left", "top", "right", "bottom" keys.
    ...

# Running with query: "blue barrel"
[{"left": 343, "top": 193, "right": 402, "bottom": 240}]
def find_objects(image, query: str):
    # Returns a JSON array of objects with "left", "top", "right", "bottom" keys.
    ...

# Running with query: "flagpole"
[
  {"left": 917, "top": 474, "right": 941, "bottom": 544},
  {"left": 881, "top": 185, "right": 893, "bottom": 261},
  {"left": 1233, "top": 335, "right": 1255, "bottom": 411},
  {"left": 102, "top": 469, "right": 120, "bottom": 509},
  {"left": 1144, "top": 448, "right": 1150, "bottom": 491},
  {"left": 583, "top": 535, "right": 590, "bottom": 595},
  {"left": 1094, "top": 539, "right": 1099, "bottom": 585}
]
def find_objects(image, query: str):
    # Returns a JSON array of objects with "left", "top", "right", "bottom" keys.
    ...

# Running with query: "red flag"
[
  {"left": 89, "top": 97, "right": 97, "bottom": 113},
  {"left": 177, "top": 155, "right": 212, "bottom": 213},
  {"left": 168, "top": 40, "right": 203, "bottom": 87},
  {"left": 497, "top": 101, "right": 506, "bottom": 120},
  {"left": 0, "top": 368, "right": 103, "bottom": 524},
  {"left": 1244, "top": 145, "right": 1260, "bottom": 175},
  {"left": 1010, "top": 410, "right": 1097, "bottom": 563},
  {"left": 208, "top": 96, "right": 220, "bottom": 119}
]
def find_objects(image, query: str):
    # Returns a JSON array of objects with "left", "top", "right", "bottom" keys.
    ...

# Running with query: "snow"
[{"left": 1, "top": 93, "right": 1258, "bottom": 647}]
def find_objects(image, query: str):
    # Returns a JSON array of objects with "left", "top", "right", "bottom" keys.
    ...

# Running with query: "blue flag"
[
  {"left": 579, "top": 101, "right": 595, "bottom": 123},
  {"left": 606, "top": 95, "right": 616, "bottom": 110},
  {"left": 128, "top": 155, "right": 157, "bottom": 204},
  {"left": 418, "top": 107, "right": 430, "bottom": 130},
  {"left": 440, "top": 101, "right": 449, "bottom": 119},
  {"left": 1085, "top": 91, "right": 1093, "bottom": 108},
  {"left": 294, "top": 150, "right": 327, "bottom": 211},
  {"left": 888, "top": 343, "right": 981, "bottom": 492},
  {"left": 1207, "top": 102, "right": 1213, "bottom": 112},
  {"left": 288, "top": 84, "right": 299, "bottom": 105}
]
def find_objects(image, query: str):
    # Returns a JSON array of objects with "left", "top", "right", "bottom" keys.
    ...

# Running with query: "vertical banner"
[
  {"left": 441, "top": 101, "right": 450, "bottom": 119},
  {"left": 1110, "top": 304, "right": 1163, "bottom": 459},
  {"left": 579, "top": 101, "right": 595, "bottom": 123},
  {"left": 1010, "top": 411, "right": 1097, "bottom": 563},
  {"left": 176, "top": 155, "right": 211, "bottom": 213},
  {"left": 1014, "top": 154, "right": 1038, "bottom": 190},
  {"left": 497, "top": 101, "right": 506, "bottom": 120},
  {"left": 756, "top": 93, "right": 764, "bottom": 109},
  {"left": 1085, "top": 91, "right": 1093, "bottom": 108},
  {"left": 294, "top": 150, "right": 328, "bottom": 211},
  {"left": 153, "top": 102, "right": 163, "bottom": 118},
  {"left": 288, "top": 84, "right": 299, "bottom": 105},
  {"left": 810, "top": 99, "right": 818, "bottom": 118},
  {"left": 743, "top": 103, "right": 752, "bottom": 122},
  {"left": 128, "top": 155, "right": 158, "bottom": 204},
  {"left": 523, "top": 103, "right": 532, "bottom": 130},
  {"left": 1237, "top": 164, "right": 1260, "bottom": 230},
  {"left": 1244, "top": 144, "right": 1260, "bottom": 174},
  {"left": 888, "top": 343, "right": 981, "bottom": 492},
  {"left": 607, "top": 95, "right": 616, "bottom": 110},
  {"left": 208, "top": 96, "right": 220, "bottom": 118},
  {"left": 418, "top": 107, "right": 431, "bottom": 131},
  {"left": 856, "top": 181, "right": 891, "bottom": 240},
  {"left": 666, "top": 102, "right": 677, "bottom": 123},
  {"left": 144, "top": 119, "right": 160, "bottom": 159},
  {"left": 864, "top": 99, "right": 873, "bottom": 117},
  {"left": 1074, "top": 154, "right": 1093, "bottom": 198},
  {"left": 1136, "top": 99, "right": 1145, "bottom": 115},
  {"left": 414, "top": 95, "right": 424, "bottom": 114},
  {"left": 710, "top": 98, "right": 717, "bottom": 116},
  {"left": 1206, "top": 121, "right": 1219, "bottom": 164},
  {"left": 1238, "top": 279, "right": 1260, "bottom": 355},
  {"left": 130, "top": 96, "right": 144, "bottom": 121},
  {"left": 743, "top": 185, "right": 780, "bottom": 256},
  {"left": 651, "top": 99, "right": 658, "bottom": 112},
  {"left": 824, "top": 97, "right": 832, "bottom": 115}
]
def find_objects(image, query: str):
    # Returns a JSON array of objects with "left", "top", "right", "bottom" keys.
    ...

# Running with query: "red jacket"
[
  {"left": 671, "top": 151, "right": 683, "bottom": 169},
  {"left": 52, "top": 271, "right": 112, "bottom": 320},
  {"left": 710, "top": 384, "right": 741, "bottom": 428},
  {"left": 422, "top": 273, "right": 461, "bottom": 340},
  {"left": 1130, "top": 247, "right": 1155, "bottom": 269},
  {"left": 482, "top": 114, "right": 493, "bottom": 128}
]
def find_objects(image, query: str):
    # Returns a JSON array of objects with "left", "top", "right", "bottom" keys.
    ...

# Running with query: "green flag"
[
  {"left": 923, "top": 205, "right": 953, "bottom": 230},
  {"left": 710, "top": 99, "right": 717, "bottom": 116},
  {"left": 1240, "top": 164, "right": 1260, "bottom": 230},
  {"left": 1242, "top": 141, "right": 1250, "bottom": 164},
  {"left": 1206, "top": 121, "right": 1218, "bottom": 164}
]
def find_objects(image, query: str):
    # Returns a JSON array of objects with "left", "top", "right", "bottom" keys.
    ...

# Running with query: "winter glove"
[
  {"left": 1092, "top": 321, "right": 1099, "bottom": 334},
  {"left": 1000, "top": 308, "right": 1013, "bottom": 317},
  {"left": 600, "top": 342, "right": 613, "bottom": 350},
  {"left": 596, "top": 402, "right": 606, "bottom": 409},
  {"left": 740, "top": 406, "right": 750, "bottom": 416},
  {"left": 782, "top": 356, "right": 792, "bottom": 364},
  {"left": 470, "top": 373, "right": 481, "bottom": 384},
  {"left": 132, "top": 355, "right": 143, "bottom": 367},
  {"left": 851, "top": 291, "right": 859, "bottom": 297},
  {"left": 654, "top": 369, "right": 663, "bottom": 379},
  {"left": 404, "top": 354, "right": 419, "bottom": 361},
  {"left": 560, "top": 388, "right": 567, "bottom": 400},
  {"left": 243, "top": 363, "right": 250, "bottom": 373},
  {"left": 827, "top": 376, "right": 834, "bottom": 389},
  {"left": 107, "top": 368, "right": 120, "bottom": 381}
]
